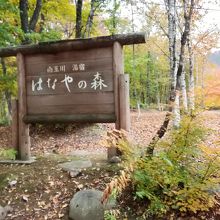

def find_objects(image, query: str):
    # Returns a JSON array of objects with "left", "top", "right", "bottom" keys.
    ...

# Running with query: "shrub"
[
  {"left": 132, "top": 115, "right": 220, "bottom": 217},
  {"left": 0, "top": 148, "right": 17, "bottom": 160}
]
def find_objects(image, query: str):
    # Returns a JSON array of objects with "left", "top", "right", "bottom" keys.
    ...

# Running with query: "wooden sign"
[
  {"left": 24, "top": 47, "right": 116, "bottom": 123},
  {"left": 0, "top": 33, "right": 146, "bottom": 161}
]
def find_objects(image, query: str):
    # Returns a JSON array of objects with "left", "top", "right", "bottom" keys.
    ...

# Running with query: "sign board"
[
  {"left": 24, "top": 47, "right": 116, "bottom": 123},
  {"left": 0, "top": 33, "right": 146, "bottom": 160}
]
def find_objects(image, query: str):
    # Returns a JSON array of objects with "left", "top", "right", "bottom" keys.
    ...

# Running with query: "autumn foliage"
[{"left": 204, "top": 67, "right": 220, "bottom": 108}]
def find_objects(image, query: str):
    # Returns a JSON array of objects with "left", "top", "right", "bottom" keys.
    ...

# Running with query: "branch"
[
  {"left": 29, "top": 0, "right": 42, "bottom": 32},
  {"left": 152, "top": 40, "right": 170, "bottom": 58},
  {"left": 192, "top": 29, "right": 216, "bottom": 51},
  {"left": 145, "top": 13, "right": 169, "bottom": 38}
]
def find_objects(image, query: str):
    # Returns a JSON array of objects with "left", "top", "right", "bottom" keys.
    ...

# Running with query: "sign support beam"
[{"left": 17, "top": 53, "right": 30, "bottom": 161}]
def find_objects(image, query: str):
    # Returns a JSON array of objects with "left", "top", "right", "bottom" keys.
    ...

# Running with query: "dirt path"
[
  {"left": 201, "top": 110, "right": 220, "bottom": 149},
  {"left": 30, "top": 110, "right": 166, "bottom": 156},
  {"left": 0, "top": 110, "right": 219, "bottom": 156}
]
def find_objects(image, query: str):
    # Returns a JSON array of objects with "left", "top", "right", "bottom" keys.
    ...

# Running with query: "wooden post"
[
  {"left": 17, "top": 53, "right": 30, "bottom": 161},
  {"left": 119, "top": 74, "right": 130, "bottom": 131},
  {"left": 11, "top": 99, "right": 19, "bottom": 152},
  {"left": 108, "top": 42, "right": 124, "bottom": 160},
  {"left": 113, "top": 41, "right": 124, "bottom": 129}
]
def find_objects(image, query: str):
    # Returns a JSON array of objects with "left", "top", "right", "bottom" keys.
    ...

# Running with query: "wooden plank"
[
  {"left": 23, "top": 114, "right": 116, "bottom": 123},
  {"left": 0, "top": 32, "right": 147, "bottom": 57},
  {"left": 26, "top": 71, "right": 114, "bottom": 96},
  {"left": 113, "top": 42, "right": 124, "bottom": 130},
  {"left": 27, "top": 92, "right": 114, "bottom": 107},
  {"left": 25, "top": 48, "right": 112, "bottom": 68},
  {"left": 25, "top": 57, "right": 112, "bottom": 76},
  {"left": 27, "top": 104, "right": 115, "bottom": 115},
  {"left": 11, "top": 99, "right": 18, "bottom": 152},
  {"left": 119, "top": 74, "right": 130, "bottom": 131},
  {"left": 17, "top": 53, "right": 30, "bottom": 161}
]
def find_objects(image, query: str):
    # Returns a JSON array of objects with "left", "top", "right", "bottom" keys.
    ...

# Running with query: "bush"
[
  {"left": 0, "top": 148, "right": 17, "bottom": 160},
  {"left": 132, "top": 115, "right": 220, "bottom": 218}
]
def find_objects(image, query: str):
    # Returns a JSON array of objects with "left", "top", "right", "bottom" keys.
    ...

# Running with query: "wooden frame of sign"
[{"left": 0, "top": 33, "right": 146, "bottom": 161}]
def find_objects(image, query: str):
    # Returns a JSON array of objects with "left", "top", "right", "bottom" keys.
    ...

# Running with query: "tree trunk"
[
  {"left": 19, "top": 0, "right": 42, "bottom": 44},
  {"left": 165, "top": 0, "right": 180, "bottom": 127},
  {"left": 146, "top": 0, "right": 195, "bottom": 156},
  {"left": 75, "top": 0, "right": 83, "bottom": 38},
  {"left": 181, "top": 66, "right": 188, "bottom": 112},
  {"left": 155, "top": 71, "right": 161, "bottom": 111},
  {"left": 146, "top": 51, "right": 151, "bottom": 106},
  {"left": 188, "top": 38, "right": 195, "bottom": 110},
  {"left": 19, "top": 0, "right": 29, "bottom": 33},
  {"left": 112, "top": 0, "right": 117, "bottom": 34},
  {"left": 19, "top": 0, "right": 29, "bottom": 44},
  {"left": 175, "top": 0, "right": 194, "bottom": 125},
  {"left": 83, "top": 0, "right": 96, "bottom": 38},
  {"left": 167, "top": 0, "right": 177, "bottom": 92},
  {"left": 173, "top": 90, "right": 181, "bottom": 128},
  {"left": 29, "top": 0, "right": 42, "bottom": 32}
]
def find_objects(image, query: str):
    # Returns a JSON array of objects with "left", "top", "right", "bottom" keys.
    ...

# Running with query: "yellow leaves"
[
  {"left": 173, "top": 186, "right": 217, "bottom": 215},
  {"left": 199, "top": 144, "right": 220, "bottom": 156}
]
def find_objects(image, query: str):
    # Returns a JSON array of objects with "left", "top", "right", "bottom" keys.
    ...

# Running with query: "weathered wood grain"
[
  {"left": 25, "top": 47, "right": 112, "bottom": 67},
  {"left": 23, "top": 114, "right": 116, "bottom": 123},
  {"left": 119, "top": 74, "right": 130, "bottom": 131},
  {"left": 17, "top": 53, "right": 30, "bottom": 161},
  {"left": 27, "top": 92, "right": 114, "bottom": 107},
  {"left": 25, "top": 58, "right": 112, "bottom": 76},
  {"left": 11, "top": 99, "right": 18, "bottom": 152},
  {"left": 0, "top": 32, "right": 146, "bottom": 57},
  {"left": 113, "top": 42, "right": 124, "bottom": 130},
  {"left": 27, "top": 103, "right": 115, "bottom": 115}
]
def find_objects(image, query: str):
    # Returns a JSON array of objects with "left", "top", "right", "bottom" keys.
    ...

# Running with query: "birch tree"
[
  {"left": 164, "top": 0, "right": 182, "bottom": 127},
  {"left": 175, "top": 0, "right": 195, "bottom": 105},
  {"left": 188, "top": 37, "right": 195, "bottom": 110},
  {"left": 146, "top": 0, "right": 195, "bottom": 155},
  {"left": 181, "top": 66, "right": 188, "bottom": 112}
]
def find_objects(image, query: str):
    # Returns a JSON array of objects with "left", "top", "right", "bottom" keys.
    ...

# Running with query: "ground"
[{"left": 0, "top": 110, "right": 219, "bottom": 219}]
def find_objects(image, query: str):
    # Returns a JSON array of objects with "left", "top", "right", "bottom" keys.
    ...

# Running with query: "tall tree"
[
  {"left": 75, "top": 0, "right": 83, "bottom": 38},
  {"left": 83, "top": 0, "right": 96, "bottom": 37},
  {"left": 19, "top": 0, "right": 42, "bottom": 44},
  {"left": 175, "top": 0, "right": 195, "bottom": 103},
  {"left": 83, "top": 0, "right": 106, "bottom": 38},
  {"left": 146, "top": 0, "right": 195, "bottom": 155},
  {"left": 188, "top": 37, "right": 195, "bottom": 110},
  {"left": 181, "top": 66, "right": 188, "bottom": 112}
]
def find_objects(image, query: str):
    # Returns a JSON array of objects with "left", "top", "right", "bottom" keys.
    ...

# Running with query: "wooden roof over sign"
[{"left": 0, "top": 32, "right": 146, "bottom": 57}]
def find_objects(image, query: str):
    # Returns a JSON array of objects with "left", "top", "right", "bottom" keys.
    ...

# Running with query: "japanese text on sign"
[{"left": 31, "top": 63, "right": 108, "bottom": 93}]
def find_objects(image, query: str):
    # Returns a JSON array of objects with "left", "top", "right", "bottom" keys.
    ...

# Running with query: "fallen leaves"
[
  {"left": 21, "top": 195, "right": 29, "bottom": 202},
  {"left": 1, "top": 111, "right": 219, "bottom": 219}
]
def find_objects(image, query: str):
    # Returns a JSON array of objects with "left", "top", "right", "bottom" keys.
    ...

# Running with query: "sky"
[
  {"left": 203, "top": 1, "right": 220, "bottom": 28},
  {"left": 202, "top": 2, "right": 220, "bottom": 49},
  {"left": 119, "top": 1, "right": 220, "bottom": 49}
]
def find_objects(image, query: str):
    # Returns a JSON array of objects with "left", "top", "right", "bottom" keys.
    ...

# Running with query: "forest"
[
  {"left": 0, "top": 0, "right": 220, "bottom": 220},
  {"left": 0, "top": 0, "right": 219, "bottom": 124}
]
